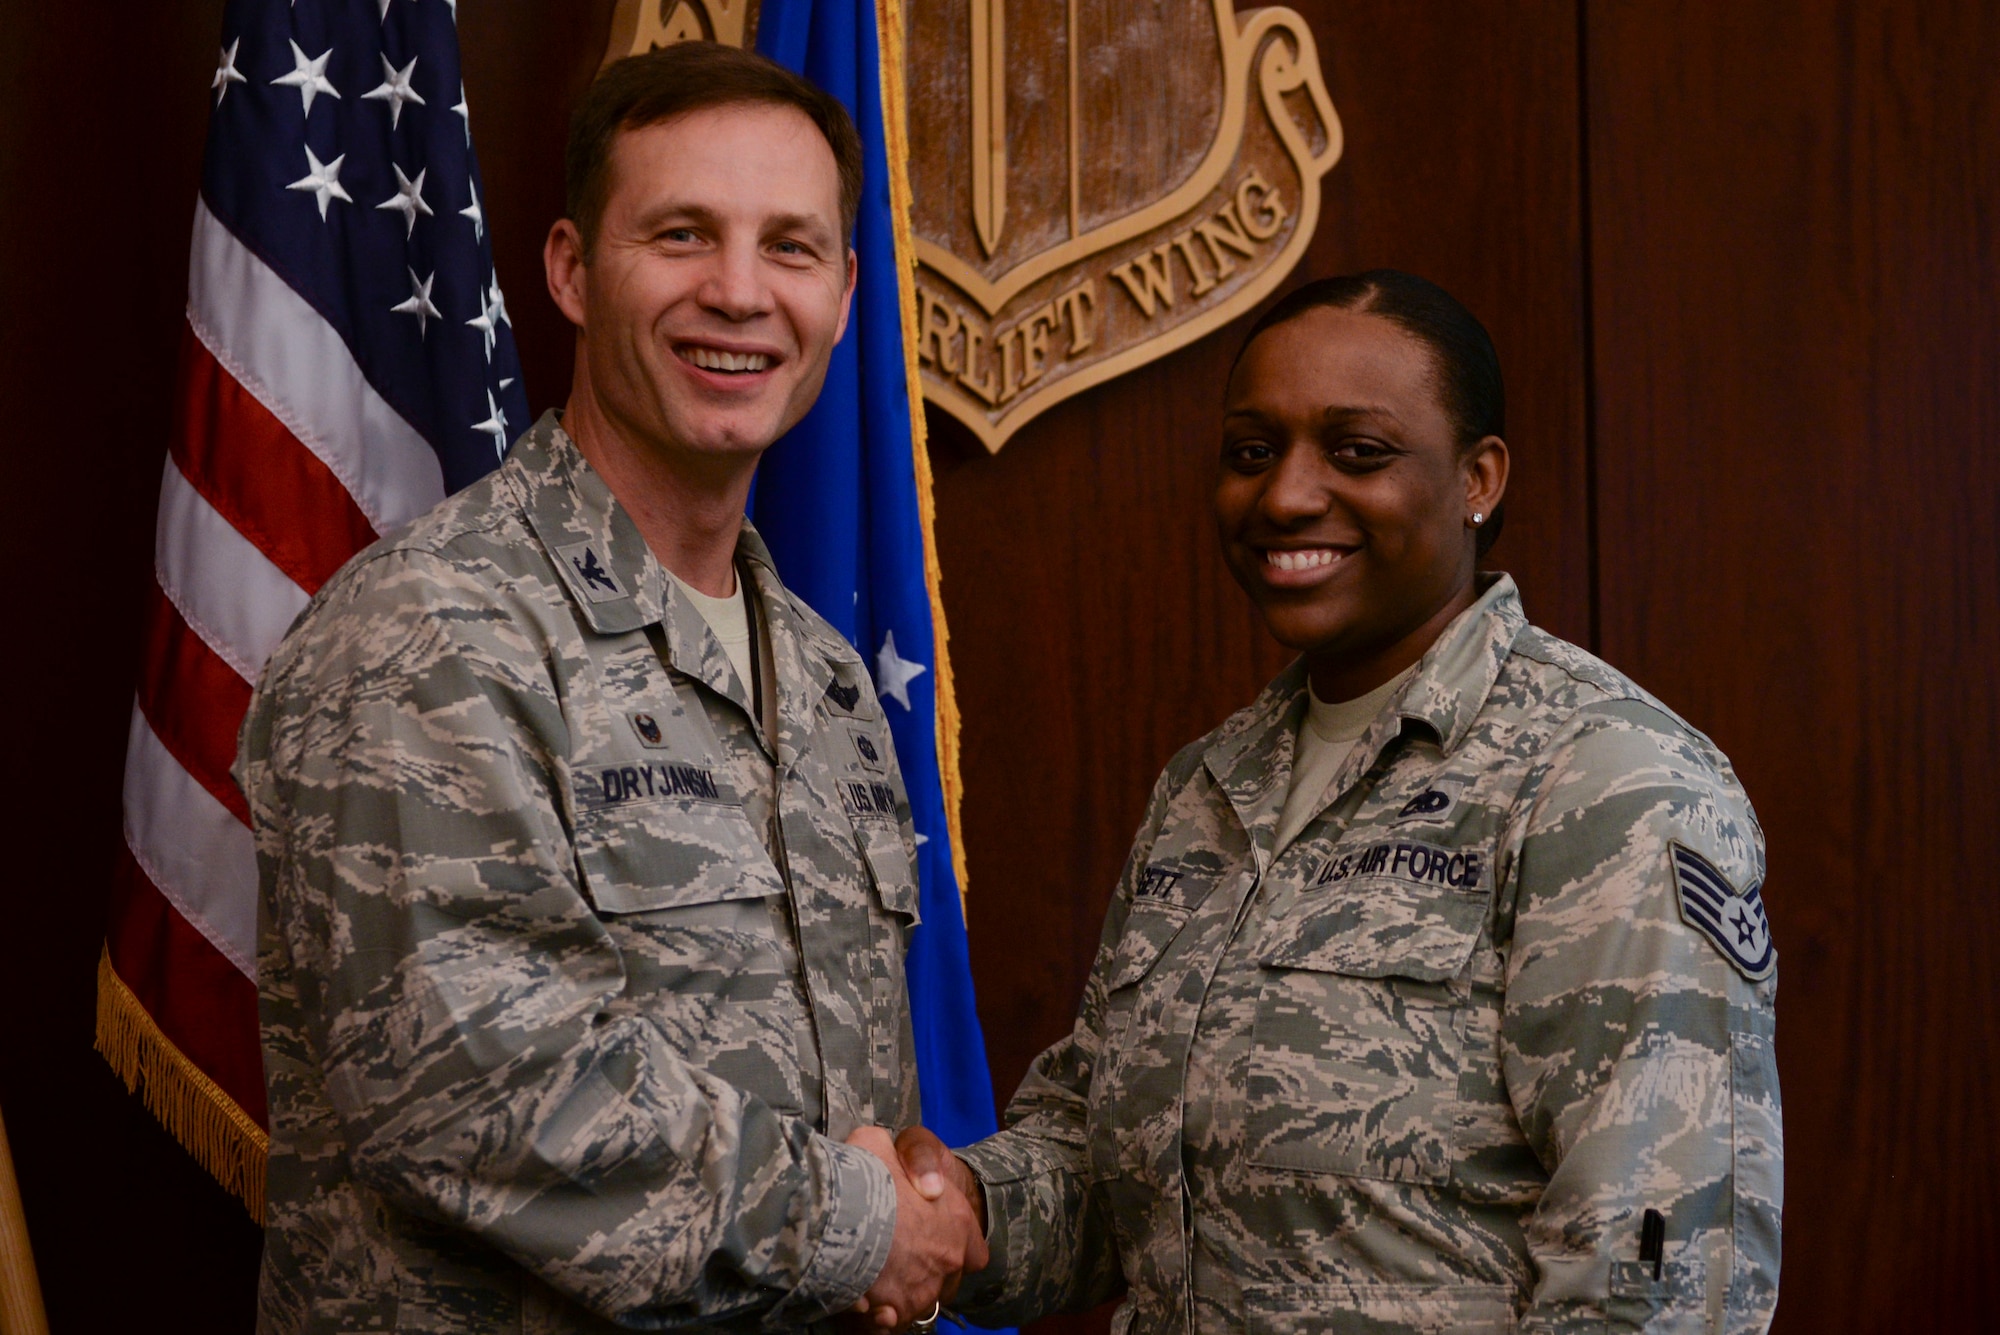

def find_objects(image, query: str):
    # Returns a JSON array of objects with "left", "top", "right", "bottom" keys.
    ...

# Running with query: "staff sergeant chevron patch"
[{"left": 1670, "top": 842, "right": 1776, "bottom": 981}]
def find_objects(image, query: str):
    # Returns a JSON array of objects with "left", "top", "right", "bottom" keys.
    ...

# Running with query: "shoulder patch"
[{"left": 1670, "top": 842, "right": 1775, "bottom": 981}]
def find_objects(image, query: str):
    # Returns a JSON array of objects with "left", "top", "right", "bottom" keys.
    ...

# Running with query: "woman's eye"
[
  {"left": 1331, "top": 437, "right": 1393, "bottom": 463},
  {"left": 1224, "top": 439, "right": 1277, "bottom": 467}
]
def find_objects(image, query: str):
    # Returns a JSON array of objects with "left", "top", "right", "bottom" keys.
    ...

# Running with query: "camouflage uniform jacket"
[
  {"left": 237, "top": 412, "right": 922, "bottom": 1333},
  {"left": 955, "top": 575, "right": 1781, "bottom": 1334}
]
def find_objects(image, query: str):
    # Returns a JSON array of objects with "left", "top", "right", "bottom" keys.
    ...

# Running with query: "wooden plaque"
[
  {"left": 605, "top": 0, "right": 1342, "bottom": 453},
  {"left": 907, "top": 1, "right": 1341, "bottom": 451},
  {"left": 605, "top": 0, "right": 758, "bottom": 58}
]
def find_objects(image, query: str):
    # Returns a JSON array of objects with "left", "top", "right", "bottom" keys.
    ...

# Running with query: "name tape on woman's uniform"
[
  {"left": 1312, "top": 839, "right": 1486, "bottom": 891},
  {"left": 1669, "top": 842, "right": 1775, "bottom": 981}
]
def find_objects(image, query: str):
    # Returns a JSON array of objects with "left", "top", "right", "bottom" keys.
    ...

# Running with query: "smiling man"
[{"left": 237, "top": 44, "right": 984, "bottom": 1333}]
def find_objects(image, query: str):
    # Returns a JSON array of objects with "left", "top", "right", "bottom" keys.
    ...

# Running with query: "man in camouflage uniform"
[
  {"left": 946, "top": 574, "right": 1782, "bottom": 1333},
  {"left": 237, "top": 43, "right": 981, "bottom": 1332}
]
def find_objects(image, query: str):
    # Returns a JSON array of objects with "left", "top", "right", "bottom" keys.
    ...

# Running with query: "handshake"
[{"left": 843, "top": 1124, "right": 990, "bottom": 1332}]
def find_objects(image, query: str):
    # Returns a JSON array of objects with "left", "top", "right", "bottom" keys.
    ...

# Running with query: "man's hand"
[{"left": 846, "top": 1125, "right": 989, "bottom": 1331}]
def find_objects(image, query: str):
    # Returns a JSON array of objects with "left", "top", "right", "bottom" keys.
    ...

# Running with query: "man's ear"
[
  {"left": 830, "top": 246, "right": 859, "bottom": 346},
  {"left": 545, "top": 218, "right": 590, "bottom": 330}
]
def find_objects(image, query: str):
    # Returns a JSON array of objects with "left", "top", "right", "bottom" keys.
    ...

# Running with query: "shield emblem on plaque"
[
  {"left": 907, "top": 0, "right": 1341, "bottom": 451},
  {"left": 603, "top": 0, "right": 1340, "bottom": 453}
]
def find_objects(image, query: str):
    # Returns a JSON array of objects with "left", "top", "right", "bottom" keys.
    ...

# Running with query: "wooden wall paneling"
[
  {"left": 932, "top": 5, "right": 1590, "bottom": 1329},
  {"left": 1584, "top": 2, "right": 2000, "bottom": 1328},
  {"left": 1304, "top": 1, "right": 1594, "bottom": 650},
  {"left": 457, "top": 0, "right": 619, "bottom": 419},
  {"left": 0, "top": 1, "right": 262, "bottom": 1328}
]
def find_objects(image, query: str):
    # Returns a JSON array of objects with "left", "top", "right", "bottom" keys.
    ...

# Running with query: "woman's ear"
[{"left": 1463, "top": 435, "right": 1509, "bottom": 522}]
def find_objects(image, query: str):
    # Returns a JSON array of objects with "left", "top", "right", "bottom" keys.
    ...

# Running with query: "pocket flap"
[
  {"left": 575, "top": 802, "right": 786, "bottom": 915},
  {"left": 855, "top": 820, "right": 922, "bottom": 924},
  {"left": 1262, "top": 880, "right": 1486, "bottom": 982},
  {"left": 1105, "top": 904, "right": 1190, "bottom": 990}
]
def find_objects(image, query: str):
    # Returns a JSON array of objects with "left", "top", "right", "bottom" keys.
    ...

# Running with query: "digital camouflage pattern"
[
  {"left": 236, "top": 412, "right": 922, "bottom": 1333},
  {"left": 955, "top": 576, "right": 1781, "bottom": 1334}
]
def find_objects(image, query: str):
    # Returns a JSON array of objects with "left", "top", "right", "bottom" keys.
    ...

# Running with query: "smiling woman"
[
  {"left": 929, "top": 270, "right": 1787, "bottom": 1334},
  {"left": 1216, "top": 270, "right": 1508, "bottom": 702}
]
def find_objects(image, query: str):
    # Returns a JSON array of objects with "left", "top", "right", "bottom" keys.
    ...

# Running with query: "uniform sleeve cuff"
[
  {"left": 947, "top": 1144, "right": 1024, "bottom": 1312},
  {"left": 781, "top": 1137, "right": 898, "bottom": 1322}
]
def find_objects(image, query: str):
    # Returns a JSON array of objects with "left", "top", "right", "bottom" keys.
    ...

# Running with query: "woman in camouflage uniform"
[{"left": 904, "top": 271, "right": 1781, "bottom": 1334}]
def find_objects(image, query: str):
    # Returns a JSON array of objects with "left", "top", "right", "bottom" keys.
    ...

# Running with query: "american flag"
[{"left": 97, "top": 0, "right": 528, "bottom": 1215}]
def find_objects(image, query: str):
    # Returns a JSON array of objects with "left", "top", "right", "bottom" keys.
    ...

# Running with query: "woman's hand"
[
  {"left": 891, "top": 1124, "right": 986, "bottom": 1233},
  {"left": 843, "top": 1125, "right": 988, "bottom": 1331}
]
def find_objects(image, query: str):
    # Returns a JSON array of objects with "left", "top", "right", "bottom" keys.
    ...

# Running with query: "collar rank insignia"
[
  {"left": 630, "top": 712, "right": 667, "bottom": 748},
  {"left": 555, "top": 541, "right": 627, "bottom": 603},
  {"left": 826, "top": 681, "right": 863, "bottom": 714},
  {"left": 1669, "top": 842, "right": 1775, "bottom": 981}
]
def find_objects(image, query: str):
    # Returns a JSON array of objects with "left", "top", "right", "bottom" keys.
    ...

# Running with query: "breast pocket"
[
  {"left": 574, "top": 798, "right": 808, "bottom": 1114},
  {"left": 1245, "top": 876, "right": 1488, "bottom": 1183}
]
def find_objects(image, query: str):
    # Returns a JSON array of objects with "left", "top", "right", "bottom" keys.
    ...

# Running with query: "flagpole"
[{"left": 0, "top": 1101, "right": 49, "bottom": 1335}]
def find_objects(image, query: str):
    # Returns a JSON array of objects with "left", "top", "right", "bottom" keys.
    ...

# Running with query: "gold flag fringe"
[
  {"left": 94, "top": 946, "right": 267, "bottom": 1222},
  {"left": 876, "top": 0, "right": 971, "bottom": 910}
]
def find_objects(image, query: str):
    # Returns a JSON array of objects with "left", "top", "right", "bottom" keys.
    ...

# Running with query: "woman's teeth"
[
  {"left": 1266, "top": 548, "right": 1339, "bottom": 572},
  {"left": 682, "top": 347, "right": 771, "bottom": 373}
]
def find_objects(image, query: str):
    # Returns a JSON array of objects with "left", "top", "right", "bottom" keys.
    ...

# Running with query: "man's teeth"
[
  {"left": 683, "top": 347, "right": 771, "bottom": 373},
  {"left": 1266, "top": 548, "right": 1339, "bottom": 572}
]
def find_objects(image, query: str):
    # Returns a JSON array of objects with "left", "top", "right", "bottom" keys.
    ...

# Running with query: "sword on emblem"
[
  {"left": 969, "top": 0, "right": 1006, "bottom": 255},
  {"left": 604, "top": 0, "right": 752, "bottom": 60}
]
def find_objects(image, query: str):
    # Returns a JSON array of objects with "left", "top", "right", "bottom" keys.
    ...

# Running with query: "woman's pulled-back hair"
[{"left": 1236, "top": 270, "right": 1507, "bottom": 556}]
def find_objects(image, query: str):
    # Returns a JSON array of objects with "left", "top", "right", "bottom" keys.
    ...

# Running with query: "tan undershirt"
[
  {"left": 667, "top": 569, "right": 756, "bottom": 698},
  {"left": 1272, "top": 664, "right": 1416, "bottom": 854}
]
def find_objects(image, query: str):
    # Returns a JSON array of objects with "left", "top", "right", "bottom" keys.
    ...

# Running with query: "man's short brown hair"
[{"left": 566, "top": 43, "right": 864, "bottom": 254}]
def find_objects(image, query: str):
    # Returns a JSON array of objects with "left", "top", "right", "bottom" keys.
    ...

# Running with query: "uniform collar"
[
  {"left": 1199, "top": 662, "right": 1309, "bottom": 861},
  {"left": 653, "top": 522, "right": 848, "bottom": 764},
  {"left": 1201, "top": 573, "right": 1526, "bottom": 850},
  {"left": 514, "top": 412, "right": 859, "bottom": 761},
  {"left": 514, "top": 410, "right": 668, "bottom": 635},
  {"left": 1393, "top": 572, "right": 1526, "bottom": 755}
]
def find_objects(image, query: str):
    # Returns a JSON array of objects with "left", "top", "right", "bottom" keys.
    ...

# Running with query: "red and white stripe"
[{"left": 109, "top": 200, "right": 447, "bottom": 1124}]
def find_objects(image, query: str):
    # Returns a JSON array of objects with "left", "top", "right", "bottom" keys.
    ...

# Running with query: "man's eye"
[
  {"left": 772, "top": 239, "right": 809, "bottom": 257},
  {"left": 660, "top": 228, "right": 700, "bottom": 244}
]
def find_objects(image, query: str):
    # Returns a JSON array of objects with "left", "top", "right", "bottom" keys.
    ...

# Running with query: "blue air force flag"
[{"left": 751, "top": 0, "right": 1007, "bottom": 1173}]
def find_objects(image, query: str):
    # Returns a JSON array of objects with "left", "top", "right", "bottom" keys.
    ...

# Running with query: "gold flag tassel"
[
  {"left": 877, "top": 0, "right": 971, "bottom": 909},
  {"left": 94, "top": 947, "right": 268, "bottom": 1222}
]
